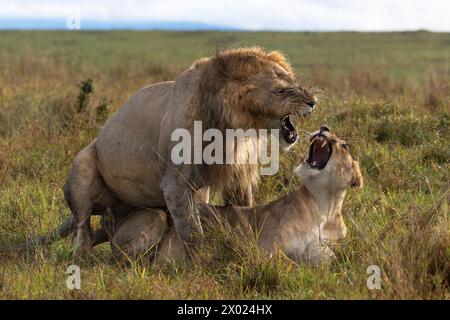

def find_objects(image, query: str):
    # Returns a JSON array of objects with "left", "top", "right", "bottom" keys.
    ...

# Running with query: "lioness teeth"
[{"left": 321, "top": 140, "right": 327, "bottom": 148}]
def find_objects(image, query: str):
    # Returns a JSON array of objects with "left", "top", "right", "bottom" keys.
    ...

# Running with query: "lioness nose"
[{"left": 320, "top": 125, "right": 330, "bottom": 133}]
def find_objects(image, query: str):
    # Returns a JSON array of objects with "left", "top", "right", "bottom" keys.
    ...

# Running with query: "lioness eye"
[
  {"left": 275, "top": 89, "right": 285, "bottom": 96},
  {"left": 341, "top": 143, "right": 349, "bottom": 150}
]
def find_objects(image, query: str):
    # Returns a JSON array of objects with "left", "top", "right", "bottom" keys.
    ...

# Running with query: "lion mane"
[{"left": 188, "top": 48, "right": 297, "bottom": 195}]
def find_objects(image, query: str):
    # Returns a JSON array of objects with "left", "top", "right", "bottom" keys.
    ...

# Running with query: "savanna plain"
[{"left": 0, "top": 31, "right": 448, "bottom": 299}]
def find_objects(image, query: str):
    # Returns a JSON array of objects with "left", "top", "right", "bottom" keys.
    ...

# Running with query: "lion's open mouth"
[
  {"left": 307, "top": 135, "right": 332, "bottom": 169},
  {"left": 281, "top": 116, "right": 298, "bottom": 144}
]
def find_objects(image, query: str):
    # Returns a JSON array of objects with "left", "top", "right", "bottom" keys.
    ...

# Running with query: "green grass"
[{"left": 0, "top": 31, "right": 449, "bottom": 299}]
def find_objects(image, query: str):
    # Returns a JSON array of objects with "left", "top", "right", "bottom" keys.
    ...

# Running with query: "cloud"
[{"left": 0, "top": 0, "right": 449, "bottom": 31}]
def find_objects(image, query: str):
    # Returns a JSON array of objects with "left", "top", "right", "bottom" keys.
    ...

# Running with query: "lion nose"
[{"left": 307, "top": 100, "right": 316, "bottom": 108}]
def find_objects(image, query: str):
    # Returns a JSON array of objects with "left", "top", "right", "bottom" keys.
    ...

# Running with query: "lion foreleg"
[
  {"left": 160, "top": 173, "right": 204, "bottom": 252},
  {"left": 322, "top": 213, "right": 347, "bottom": 243}
]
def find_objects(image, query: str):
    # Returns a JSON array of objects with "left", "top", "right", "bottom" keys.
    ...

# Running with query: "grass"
[{"left": 0, "top": 31, "right": 449, "bottom": 299}]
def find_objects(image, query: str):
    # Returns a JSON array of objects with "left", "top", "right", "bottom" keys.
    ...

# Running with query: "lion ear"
[{"left": 351, "top": 161, "right": 363, "bottom": 188}]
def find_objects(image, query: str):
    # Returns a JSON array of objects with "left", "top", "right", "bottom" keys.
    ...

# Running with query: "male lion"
[
  {"left": 101, "top": 126, "right": 363, "bottom": 265},
  {"left": 63, "top": 47, "right": 317, "bottom": 254}
]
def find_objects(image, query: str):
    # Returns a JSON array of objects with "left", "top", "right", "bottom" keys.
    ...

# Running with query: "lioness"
[
  {"left": 63, "top": 47, "right": 316, "bottom": 254},
  {"left": 107, "top": 126, "right": 363, "bottom": 265}
]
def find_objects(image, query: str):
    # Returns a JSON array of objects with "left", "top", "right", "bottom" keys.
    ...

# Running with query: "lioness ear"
[{"left": 351, "top": 160, "right": 363, "bottom": 188}]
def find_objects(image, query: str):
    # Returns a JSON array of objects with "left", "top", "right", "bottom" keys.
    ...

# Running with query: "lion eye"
[{"left": 275, "top": 89, "right": 285, "bottom": 96}]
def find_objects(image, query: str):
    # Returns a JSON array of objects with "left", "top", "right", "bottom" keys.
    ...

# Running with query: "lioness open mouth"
[
  {"left": 307, "top": 135, "right": 332, "bottom": 169},
  {"left": 281, "top": 115, "right": 298, "bottom": 144}
]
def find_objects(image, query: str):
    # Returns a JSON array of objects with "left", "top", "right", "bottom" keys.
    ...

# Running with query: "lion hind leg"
[
  {"left": 64, "top": 142, "right": 111, "bottom": 255},
  {"left": 110, "top": 209, "right": 168, "bottom": 262}
]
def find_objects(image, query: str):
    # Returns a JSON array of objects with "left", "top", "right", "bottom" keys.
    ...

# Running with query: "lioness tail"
[{"left": 0, "top": 217, "right": 74, "bottom": 251}]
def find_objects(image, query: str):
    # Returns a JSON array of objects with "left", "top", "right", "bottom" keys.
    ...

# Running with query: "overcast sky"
[{"left": 1, "top": 0, "right": 450, "bottom": 31}]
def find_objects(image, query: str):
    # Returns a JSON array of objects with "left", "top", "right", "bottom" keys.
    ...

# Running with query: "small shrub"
[
  {"left": 372, "top": 115, "right": 431, "bottom": 146},
  {"left": 76, "top": 78, "right": 94, "bottom": 113}
]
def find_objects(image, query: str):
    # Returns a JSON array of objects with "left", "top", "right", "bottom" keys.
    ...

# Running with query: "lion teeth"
[
  {"left": 321, "top": 140, "right": 327, "bottom": 147},
  {"left": 312, "top": 161, "right": 317, "bottom": 166}
]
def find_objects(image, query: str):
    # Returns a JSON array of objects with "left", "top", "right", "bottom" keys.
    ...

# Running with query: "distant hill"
[{"left": 0, "top": 18, "right": 238, "bottom": 31}]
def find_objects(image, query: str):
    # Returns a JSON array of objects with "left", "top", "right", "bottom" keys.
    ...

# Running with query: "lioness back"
[{"left": 95, "top": 81, "right": 174, "bottom": 207}]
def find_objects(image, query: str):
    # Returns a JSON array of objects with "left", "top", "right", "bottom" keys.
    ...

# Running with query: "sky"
[{"left": 1, "top": 0, "right": 450, "bottom": 31}]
